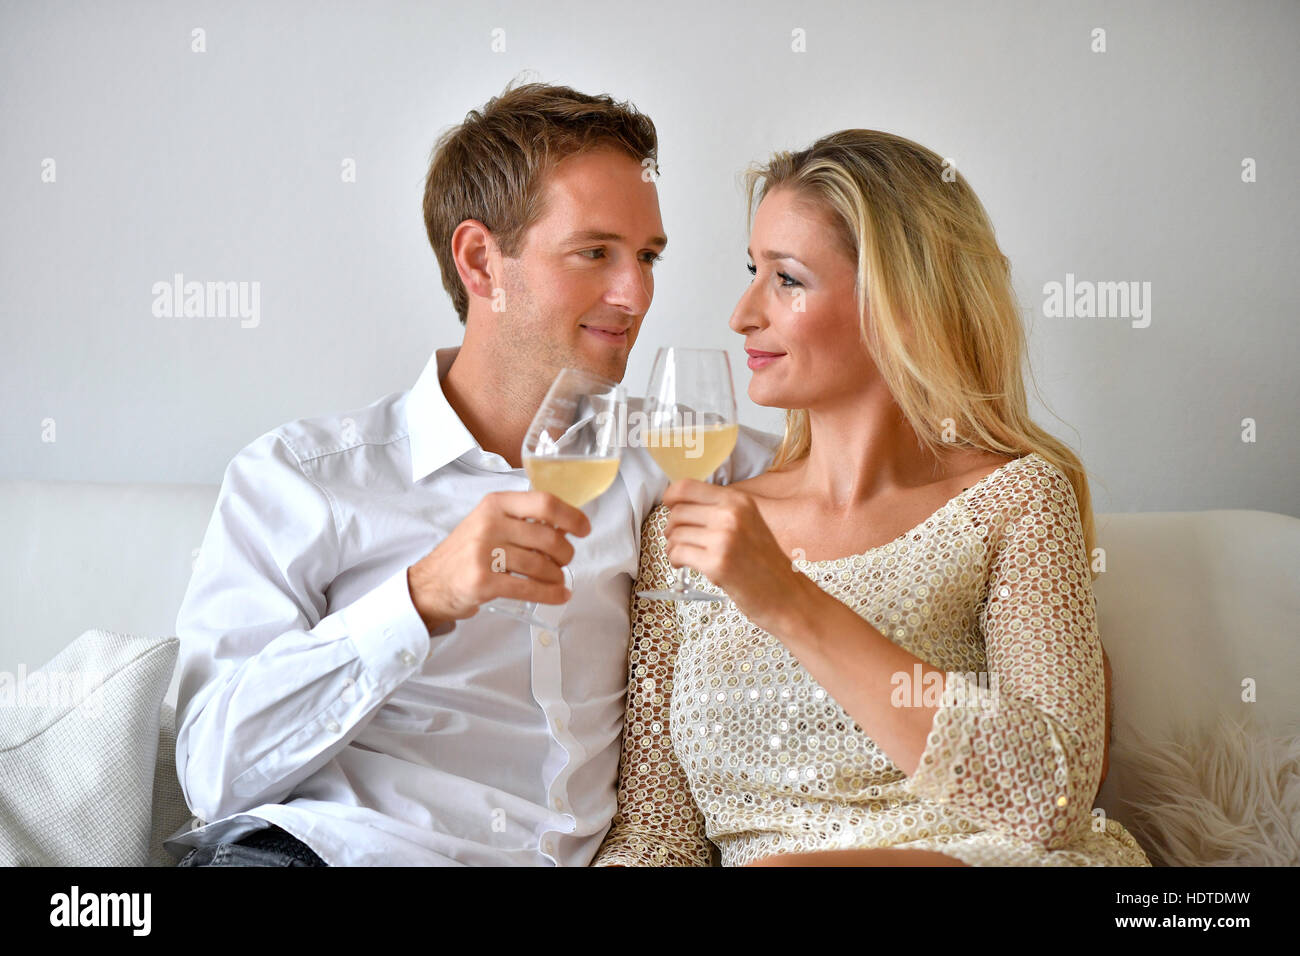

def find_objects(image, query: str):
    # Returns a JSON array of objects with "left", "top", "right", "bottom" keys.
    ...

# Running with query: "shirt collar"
[{"left": 407, "top": 345, "right": 491, "bottom": 483}]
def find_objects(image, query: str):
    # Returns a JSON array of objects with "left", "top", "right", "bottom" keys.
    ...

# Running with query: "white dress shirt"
[{"left": 164, "top": 346, "right": 779, "bottom": 866}]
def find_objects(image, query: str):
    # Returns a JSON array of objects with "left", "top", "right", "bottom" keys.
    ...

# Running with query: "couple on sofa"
[{"left": 166, "top": 79, "right": 1150, "bottom": 867}]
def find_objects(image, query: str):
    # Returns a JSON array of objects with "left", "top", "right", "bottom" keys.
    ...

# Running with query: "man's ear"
[{"left": 450, "top": 219, "right": 502, "bottom": 306}]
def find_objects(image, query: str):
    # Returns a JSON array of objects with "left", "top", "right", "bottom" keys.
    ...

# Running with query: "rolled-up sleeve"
[{"left": 174, "top": 430, "right": 434, "bottom": 824}]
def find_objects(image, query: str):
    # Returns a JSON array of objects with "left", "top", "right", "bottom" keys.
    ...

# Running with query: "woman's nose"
[{"left": 728, "top": 282, "right": 765, "bottom": 335}]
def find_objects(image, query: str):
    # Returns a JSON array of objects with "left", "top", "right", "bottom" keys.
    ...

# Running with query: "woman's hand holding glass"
[
  {"left": 659, "top": 478, "right": 818, "bottom": 634},
  {"left": 636, "top": 346, "right": 741, "bottom": 602}
]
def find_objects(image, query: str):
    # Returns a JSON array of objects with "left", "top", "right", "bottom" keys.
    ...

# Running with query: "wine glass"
[
  {"left": 481, "top": 367, "right": 626, "bottom": 627},
  {"left": 635, "top": 347, "right": 739, "bottom": 602}
]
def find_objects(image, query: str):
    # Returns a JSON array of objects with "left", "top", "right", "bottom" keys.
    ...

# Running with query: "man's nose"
[{"left": 607, "top": 257, "right": 652, "bottom": 315}]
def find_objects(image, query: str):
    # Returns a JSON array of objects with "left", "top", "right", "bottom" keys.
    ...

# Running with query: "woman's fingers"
[{"left": 663, "top": 502, "right": 718, "bottom": 532}]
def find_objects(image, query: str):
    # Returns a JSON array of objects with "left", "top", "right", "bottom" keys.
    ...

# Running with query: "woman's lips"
[
  {"left": 580, "top": 324, "right": 628, "bottom": 344},
  {"left": 746, "top": 349, "right": 784, "bottom": 370}
]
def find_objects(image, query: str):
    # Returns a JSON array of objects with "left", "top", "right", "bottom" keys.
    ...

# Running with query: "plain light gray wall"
[{"left": 2, "top": 0, "right": 1296, "bottom": 518}]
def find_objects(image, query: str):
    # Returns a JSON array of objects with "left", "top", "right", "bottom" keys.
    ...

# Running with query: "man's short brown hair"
[{"left": 423, "top": 79, "right": 659, "bottom": 325}]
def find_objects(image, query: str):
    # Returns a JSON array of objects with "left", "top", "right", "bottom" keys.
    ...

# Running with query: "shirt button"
[
  {"left": 400, "top": 650, "right": 416, "bottom": 666},
  {"left": 326, "top": 720, "right": 341, "bottom": 733},
  {"left": 538, "top": 631, "right": 552, "bottom": 647}
]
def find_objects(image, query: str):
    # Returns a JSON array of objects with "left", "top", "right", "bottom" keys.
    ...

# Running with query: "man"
[{"left": 165, "top": 80, "right": 779, "bottom": 866}]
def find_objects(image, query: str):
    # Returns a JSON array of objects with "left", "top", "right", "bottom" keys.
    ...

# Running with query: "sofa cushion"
[{"left": 0, "top": 629, "right": 180, "bottom": 865}]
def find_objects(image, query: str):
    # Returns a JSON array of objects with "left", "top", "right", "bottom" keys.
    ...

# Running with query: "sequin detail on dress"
[{"left": 592, "top": 453, "right": 1151, "bottom": 867}]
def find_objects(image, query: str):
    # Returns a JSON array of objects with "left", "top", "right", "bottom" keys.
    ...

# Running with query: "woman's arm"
[
  {"left": 766, "top": 462, "right": 1108, "bottom": 850},
  {"left": 590, "top": 506, "right": 717, "bottom": 867}
]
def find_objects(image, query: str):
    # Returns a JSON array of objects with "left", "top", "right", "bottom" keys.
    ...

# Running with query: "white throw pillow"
[{"left": 0, "top": 629, "right": 181, "bottom": 865}]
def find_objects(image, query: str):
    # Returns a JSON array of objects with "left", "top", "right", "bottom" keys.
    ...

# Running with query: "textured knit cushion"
[{"left": 0, "top": 629, "right": 180, "bottom": 865}]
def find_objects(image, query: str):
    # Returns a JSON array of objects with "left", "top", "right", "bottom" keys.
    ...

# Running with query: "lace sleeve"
[
  {"left": 901, "top": 460, "right": 1107, "bottom": 850},
  {"left": 591, "top": 506, "right": 717, "bottom": 867}
]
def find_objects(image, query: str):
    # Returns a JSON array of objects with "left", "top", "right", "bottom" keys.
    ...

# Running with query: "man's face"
[{"left": 494, "top": 147, "right": 666, "bottom": 385}]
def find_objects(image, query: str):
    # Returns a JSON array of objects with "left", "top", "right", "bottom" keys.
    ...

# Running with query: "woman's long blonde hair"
[{"left": 744, "top": 130, "right": 1099, "bottom": 574}]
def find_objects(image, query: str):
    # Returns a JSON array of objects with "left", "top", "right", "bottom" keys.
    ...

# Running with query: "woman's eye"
[{"left": 749, "top": 262, "right": 799, "bottom": 288}]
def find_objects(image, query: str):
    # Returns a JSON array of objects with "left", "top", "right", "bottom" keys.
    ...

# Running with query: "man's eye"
[
  {"left": 579, "top": 248, "right": 606, "bottom": 259},
  {"left": 641, "top": 252, "right": 664, "bottom": 265},
  {"left": 746, "top": 262, "right": 756, "bottom": 278}
]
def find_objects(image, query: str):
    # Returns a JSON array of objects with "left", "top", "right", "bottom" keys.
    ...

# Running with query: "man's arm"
[{"left": 174, "top": 430, "right": 434, "bottom": 825}]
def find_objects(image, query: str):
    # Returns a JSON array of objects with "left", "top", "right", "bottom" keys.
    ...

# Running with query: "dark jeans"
[{"left": 176, "top": 824, "right": 328, "bottom": 867}]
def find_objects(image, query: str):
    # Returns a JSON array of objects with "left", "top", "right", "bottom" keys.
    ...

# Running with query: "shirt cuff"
[{"left": 341, "top": 567, "right": 435, "bottom": 683}]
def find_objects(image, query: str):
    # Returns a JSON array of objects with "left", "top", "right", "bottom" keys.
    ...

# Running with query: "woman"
[{"left": 592, "top": 129, "right": 1151, "bottom": 867}]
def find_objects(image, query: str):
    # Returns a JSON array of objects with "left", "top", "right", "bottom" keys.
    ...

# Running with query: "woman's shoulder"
[
  {"left": 725, "top": 464, "right": 800, "bottom": 500},
  {"left": 962, "top": 451, "right": 1074, "bottom": 510},
  {"left": 959, "top": 452, "right": 1083, "bottom": 544}
]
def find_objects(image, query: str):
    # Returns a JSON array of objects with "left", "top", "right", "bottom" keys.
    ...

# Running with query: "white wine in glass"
[
  {"left": 482, "top": 368, "right": 626, "bottom": 628},
  {"left": 636, "top": 347, "right": 738, "bottom": 602}
]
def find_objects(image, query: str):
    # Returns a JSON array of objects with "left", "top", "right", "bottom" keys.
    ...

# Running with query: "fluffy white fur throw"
[{"left": 1116, "top": 712, "right": 1300, "bottom": 866}]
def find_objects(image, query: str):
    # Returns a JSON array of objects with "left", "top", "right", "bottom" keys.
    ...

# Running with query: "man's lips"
[{"left": 580, "top": 324, "right": 629, "bottom": 344}]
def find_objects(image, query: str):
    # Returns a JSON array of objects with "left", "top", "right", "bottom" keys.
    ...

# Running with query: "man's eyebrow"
[
  {"left": 563, "top": 229, "right": 668, "bottom": 250},
  {"left": 746, "top": 247, "right": 807, "bottom": 267}
]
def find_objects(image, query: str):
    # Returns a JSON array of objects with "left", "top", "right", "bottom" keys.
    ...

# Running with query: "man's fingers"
[
  {"left": 493, "top": 490, "right": 591, "bottom": 537},
  {"left": 492, "top": 545, "right": 567, "bottom": 586},
  {"left": 503, "top": 518, "right": 576, "bottom": 567},
  {"left": 529, "top": 490, "right": 592, "bottom": 537},
  {"left": 496, "top": 572, "right": 572, "bottom": 607}
]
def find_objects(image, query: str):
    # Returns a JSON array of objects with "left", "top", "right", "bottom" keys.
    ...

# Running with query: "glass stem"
[{"left": 676, "top": 566, "right": 689, "bottom": 592}]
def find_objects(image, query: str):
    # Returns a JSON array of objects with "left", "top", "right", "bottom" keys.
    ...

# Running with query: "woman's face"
[{"left": 728, "top": 188, "right": 877, "bottom": 411}]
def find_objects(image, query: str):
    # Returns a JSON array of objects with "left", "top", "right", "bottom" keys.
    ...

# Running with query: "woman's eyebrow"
[{"left": 747, "top": 247, "right": 807, "bottom": 267}]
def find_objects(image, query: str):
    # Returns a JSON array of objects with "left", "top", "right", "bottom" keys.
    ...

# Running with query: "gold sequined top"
[{"left": 591, "top": 453, "right": 1151, "bottom": 867}]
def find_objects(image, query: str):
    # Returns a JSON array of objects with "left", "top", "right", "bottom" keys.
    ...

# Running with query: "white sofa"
[{"left": 2, "top": 478, "right": 1297, "bottom": 866}]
